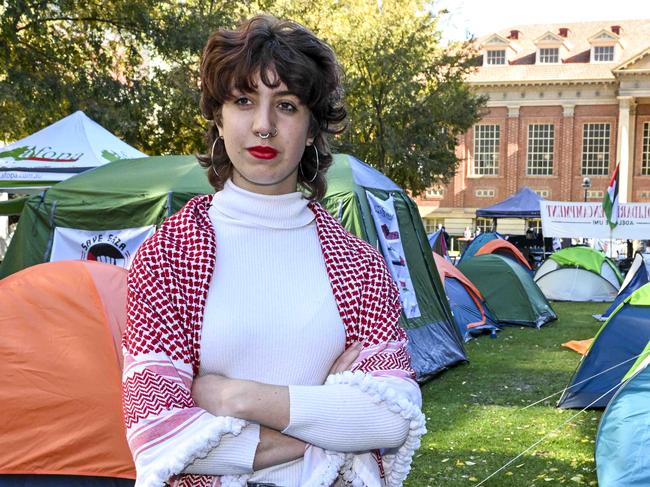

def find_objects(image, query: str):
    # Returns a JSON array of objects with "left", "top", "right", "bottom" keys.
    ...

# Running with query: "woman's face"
[{"left": 218, "top": 71, "right": 313, "bottom": 195}]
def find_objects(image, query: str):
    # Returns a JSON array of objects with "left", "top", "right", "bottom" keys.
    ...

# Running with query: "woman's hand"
[{"left": 328, "top": 341, "right": 363, "bottom": 375}]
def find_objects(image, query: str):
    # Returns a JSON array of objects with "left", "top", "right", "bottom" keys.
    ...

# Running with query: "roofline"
[
  {"left": 468, "top": 79, "right": 616, "bottom": 88},
  {"left": 614, "top": 46, "right": 650, "bottom": 71}
]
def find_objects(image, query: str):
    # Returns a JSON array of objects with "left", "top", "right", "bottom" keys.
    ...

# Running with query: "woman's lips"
[{"left": 247, "top": 146, "right": 279, "bottom": 159}]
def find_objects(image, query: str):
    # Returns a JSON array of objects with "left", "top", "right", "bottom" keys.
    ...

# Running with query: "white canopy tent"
[{"left": 0, "top": 111, "right": 147, "bottom": 191}]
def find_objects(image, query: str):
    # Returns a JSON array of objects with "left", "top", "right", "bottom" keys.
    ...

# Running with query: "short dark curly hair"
[{"left": 197, "top": 15, "right": 347, "bottom": 200}]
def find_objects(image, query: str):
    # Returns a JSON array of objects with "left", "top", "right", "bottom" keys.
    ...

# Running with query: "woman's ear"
[{"left": 306, "top": 137, "right": 314, "bottom": 146}]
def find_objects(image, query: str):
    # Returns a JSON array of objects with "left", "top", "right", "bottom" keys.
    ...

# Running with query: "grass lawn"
[{"left": 407, "top": 301, "right": 607, "bottom": 486}]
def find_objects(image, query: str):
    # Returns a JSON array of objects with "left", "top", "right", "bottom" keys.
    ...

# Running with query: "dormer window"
[
  {"left": 486, "top": 49, "right": 506, "bottom": 65},
  {"left": 539, "top": 48, "right": 559, "bottom": 63},
  {"left": 588, "top": 28, "right": 621, "bottom": 63},
  {"left": 593, "top": 45, "right": 614, "bottom": 62},
  {"left": 534, "top": 31, "right": 568, "bottom": 65},
  {"left": 481, "top": 33, "right": 518, "bottom": 67}
]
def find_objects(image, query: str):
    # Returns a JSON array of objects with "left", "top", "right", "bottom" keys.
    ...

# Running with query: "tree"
[
  {"left": 0, "top": 0, "right": 239, "bottom": 152},
  {"left": 296, "top": 0, "right": 486, "bottom": 195},
  {"left": 1, "top": 1, "right": 484, "bottom": 194}
]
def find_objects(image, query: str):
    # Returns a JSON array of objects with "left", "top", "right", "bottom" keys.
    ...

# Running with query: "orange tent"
[
  {"left": 475, "top": 239, "right": 532, "bottom": 270},
  {"left": 0, "top": 261, "right": 135, "bottom": 483}
]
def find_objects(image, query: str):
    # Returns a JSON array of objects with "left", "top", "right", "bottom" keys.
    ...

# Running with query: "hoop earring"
[
  {"left": 302, "top": 145, "right": 319, "bottom": 183},
  {"left": 210, "top": 137, "right": 219, "bottom": 165}
]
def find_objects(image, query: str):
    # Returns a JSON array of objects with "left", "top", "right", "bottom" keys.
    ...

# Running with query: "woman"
[{"left": 122, "top": 15, "right": 425, "bottom": 487}]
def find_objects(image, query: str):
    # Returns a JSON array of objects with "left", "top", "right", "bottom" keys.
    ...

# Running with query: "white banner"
[
  {"left": 50, "top": 226, "right": 155, "bottom": 268},
  {"left": 540, "top": 201, "right": 650, "bottom": 239},
  {"left": 366, "top": 191, "right": 421, "bottom": 319}
]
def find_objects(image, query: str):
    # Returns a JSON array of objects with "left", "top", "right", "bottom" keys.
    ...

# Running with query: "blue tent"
[
  {"left": 476, "top": 186, "right": 543, "bottom": 218},
  {"left": 558, "top": 283, "right": 650, "bottom": 409},
  {"left": 599, "top": 252, "right": 650, "bottom": 321},
  {"left": 433, "top": 253, "right": 499, "bottom": 341},
  {"left": 595, "top": 354, "right": 650, "bottom": 486},
  {"left": 428, "top": 229, "right": 449, "bottom": 258},
  {"left": 458, "top": 232, "right": 503, "bottom": 263}
]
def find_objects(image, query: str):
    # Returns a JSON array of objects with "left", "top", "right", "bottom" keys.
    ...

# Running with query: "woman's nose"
[{"left": 251, "top": 103, "right": 276, "bottom": 137}]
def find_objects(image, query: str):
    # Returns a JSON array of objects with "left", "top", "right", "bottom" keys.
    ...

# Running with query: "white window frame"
[
  {"left": 581, "top": 122, "right": 611, "bottom": 176},
  {"left": 473, "top": 124, "right": 500, "bottom": 176},
  {"left": 425, "top": 187, "right": 445, "bottom": 199},
  {"left": 642, "top": 122, "right": 650, "bottom": 176},
  {"left": 538, "top": 47, "right": 560, "bottom": 64},
  {"left": 527, "top": 124, "right": 555, "bottom": 176},
  {"left": 593, "top": 45, "right": 615, "bottom": 62},
  {"left": 475, "top": 217, "right": 493, "bottom": 233},
  {"left": 486, "top": 49, "right": 506, "bottom": 65}
]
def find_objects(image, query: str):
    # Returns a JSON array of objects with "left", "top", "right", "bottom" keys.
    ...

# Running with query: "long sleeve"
[
  {"left": 183, "top": 423, "right": 260, "bottom": 475},
  {"left": 283, "top": 377, "right": 418, "bottom": 452}
]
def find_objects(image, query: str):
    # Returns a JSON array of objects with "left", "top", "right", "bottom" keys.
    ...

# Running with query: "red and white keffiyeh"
[{"left": 122, "top": 195, "right": 426, "bottom": 487}]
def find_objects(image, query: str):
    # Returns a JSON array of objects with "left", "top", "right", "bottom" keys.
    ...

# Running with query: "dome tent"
[
  {"left": 534, "top": 246, "right": 622, "bottom": 302},
  {"left": 0, "top": 261, "right": 135, "bottom": 486},
  {"left": 1, "top": 153, "right": 466, "bottom": 381},
  {"left": 433, "top": 253, "right": 499, "bottom": 341},
  {"left": 321, "top": 154, "right": 467, "bottom": 380},
  {"left": 599, "top": 252, "right": 650, "bottom": 321},
  {"left": 428, "top": 228, "right": 449, "bottom": 258},
  {"left": 458, "top": 254, "right": 557, "bottom": 328},
  {"left": 595, "top": 347, "right": 650, "bottom": 486},
  {"left": 474, "top": 238, "right": 531, "bottom": 271},
  {"left": 558, "top": 283, "right": 650, "bottom": 409},
  {"left": 457, "top": 231, "right": 504, "bottom": 264}
]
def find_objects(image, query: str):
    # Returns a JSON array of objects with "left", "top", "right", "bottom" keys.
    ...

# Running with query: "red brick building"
[{"left": 416, "top": 19, "right": 650, "bottom": 239}]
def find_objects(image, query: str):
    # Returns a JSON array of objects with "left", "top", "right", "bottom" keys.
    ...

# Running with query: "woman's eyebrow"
[{"left": 274, "top": 90, "right": 299, "bottom": 98}]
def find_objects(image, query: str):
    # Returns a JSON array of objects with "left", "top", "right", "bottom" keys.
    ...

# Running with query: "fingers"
[{"left": 328, "top": 341, "right": 363, "bottom": 375}]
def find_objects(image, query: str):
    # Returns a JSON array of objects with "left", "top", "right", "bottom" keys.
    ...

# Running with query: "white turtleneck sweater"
[{"left": 184, "top": 180, "right": 410, "bottom": 485}]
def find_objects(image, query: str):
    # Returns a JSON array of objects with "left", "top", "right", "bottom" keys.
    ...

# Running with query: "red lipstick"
[{"left": 247, "top": 146, "right": 278, "bottom": 159}]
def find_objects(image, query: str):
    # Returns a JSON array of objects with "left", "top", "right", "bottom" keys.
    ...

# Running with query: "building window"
[
  {"left": 538, "top": 47, "right": 559, "bottom": 63},
  {"left": 593, "top": 46, "right": 614, "bottom": 62},
  {"left": 475, "top": 217, "right": 493, "bottom": 234},
  {"left": 587, "top": 190, "right": 604, "bottom": 199},
  {"left": 473, "top": 124, "right": 500, "bottom": 175},
  {"left": 424, "top": 218, "right": 444, "bottom": 234},
  {"left": 486, "top": 50, "right": 506, "bottom": 65},
  {"left": 533, "top": 189, "right": 550, "bottom": 198},
  {"left": 581, "top": 123, "right": 610, "bottom": 176},
  {"left": 527, "top": 218, "right": 543, "bottom": 233},
  {"left": 642, "top": 122, "right": 650, "bottom": 176},
  {"left": 527, "top": 124, "right": 555, "bottom": 175},
  {"left": 425, "top": 187, "right": 445, "bottom": 199},
  {"left": 475, "top": 188, "right": 496, "bottom": 198}
]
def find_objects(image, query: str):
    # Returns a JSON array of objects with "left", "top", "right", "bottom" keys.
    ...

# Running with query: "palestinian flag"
[{"left": 603, "top": 162, "right": 620, "bottom": 229}]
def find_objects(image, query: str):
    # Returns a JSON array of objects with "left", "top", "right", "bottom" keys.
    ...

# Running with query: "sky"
[{"left": 436, "top": 0, "right": 650, "bottom": 42}]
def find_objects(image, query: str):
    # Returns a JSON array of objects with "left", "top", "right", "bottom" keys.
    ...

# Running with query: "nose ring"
[{"left": 257, "top": 128, "right": 278, "bottom": 139}]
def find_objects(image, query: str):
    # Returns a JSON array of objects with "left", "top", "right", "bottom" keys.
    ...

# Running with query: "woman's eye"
[
  {"left": 278, "top": 102, "right": 297, "bottom": 113},
  {"left": 234, "top": 97, "right": 251, "bottom": 106}
]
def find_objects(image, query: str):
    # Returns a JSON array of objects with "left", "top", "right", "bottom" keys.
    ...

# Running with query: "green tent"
[
  {"left": 458, "top": 254, "right": 557, "bottom": 328},
  {"left": 534, "top": 246, "right": 622, "bottom": 301},
  {"left": 1, "top": 153, "right": 465, "bottom": 380}
]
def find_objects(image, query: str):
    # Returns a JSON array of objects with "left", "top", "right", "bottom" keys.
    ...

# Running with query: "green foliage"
[
  {"left": 409, "top": 302, "right": 604, "bottom": 486},
  {"left": 0, "top": 0, "right": 485, "bottom": 194},
  {"left": 0, "top": 0, "right": 238, "bottom": 151}
]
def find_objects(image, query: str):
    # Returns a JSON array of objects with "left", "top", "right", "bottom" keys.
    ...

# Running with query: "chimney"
[
  {"left": 558, "top": 27, "right": 569, "bottom": 37},
  {"left": 509, "top": 29, "right": 520, "bottom": 40},
  {"left": 611, "top": 25, "right": 621, "bottom": 35}
]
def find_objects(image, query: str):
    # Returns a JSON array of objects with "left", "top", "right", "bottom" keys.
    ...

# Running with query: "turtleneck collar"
[{"left": 209, "top": 179, "right": 314, "bottom": 229}]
